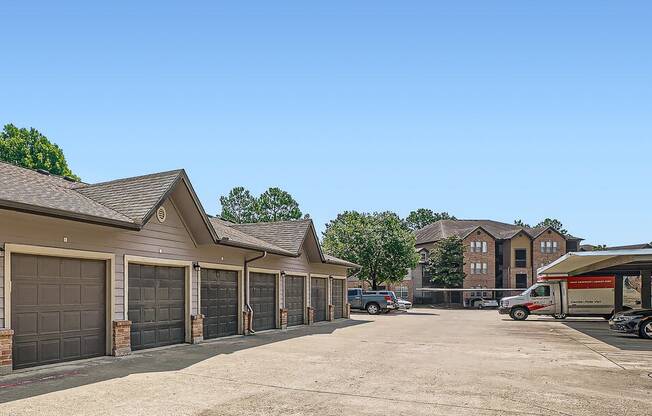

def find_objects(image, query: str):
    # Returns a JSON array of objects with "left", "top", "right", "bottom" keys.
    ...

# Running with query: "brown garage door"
[
  {"left": 128, "top": 264, "right": 185, "bottom": 350},
  {"left": 250, "top": 272, "right": 276, "bottom": 331},
  {"left": 311, "top": 277, "right": 327, "bottom": 322},
  {"left": 332, "top": 279, "right": 344, "bottom": 319},
  {"left": 285, "top": 276, "right": 305, "bottom": 326},
  {"left": 201, "top": 268, "right": 238, "bottom": 339},
  {"left": 11, "top": 254, "right": 106, "bottom": 369}
]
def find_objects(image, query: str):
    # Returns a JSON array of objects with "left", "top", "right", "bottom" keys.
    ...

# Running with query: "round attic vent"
[{"left": 156, "top": 206, "right": 167, "bottom": 223}]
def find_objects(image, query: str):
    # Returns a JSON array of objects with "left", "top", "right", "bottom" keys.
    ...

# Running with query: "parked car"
[
  {"left": 397, "top": 298, "right": 412, "bottom": 310},
  {"left": 348, "top": 288, "right": 397, "bottom": 315},
  {"left": 609, "top": 309, "right": 652, "bottom": 339},
  {"left": 477, "top": 299, "right": 498, "bottom": 309}
]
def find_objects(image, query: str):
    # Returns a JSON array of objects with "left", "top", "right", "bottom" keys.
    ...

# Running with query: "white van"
[{"left": 499, "top": 275, "right": 621, "bottom": 320}]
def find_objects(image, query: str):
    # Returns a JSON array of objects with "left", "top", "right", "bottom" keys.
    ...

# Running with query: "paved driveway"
[{"left": 0, "top": 309, "right": 650, "bottom": 415}]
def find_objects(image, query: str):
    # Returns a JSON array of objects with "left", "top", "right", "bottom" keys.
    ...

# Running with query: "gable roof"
[
  {"left": 415, "top": 219, "right": 581, "bottom": 245},
  {"left": 208, "top": 217, "right": 294, "bottom": 256},
  {"left": 231, "top": 219, "right": 359, "bottom": 268},
  {"left": 75, "top": 170, "right": 182, "bottom": 225}
]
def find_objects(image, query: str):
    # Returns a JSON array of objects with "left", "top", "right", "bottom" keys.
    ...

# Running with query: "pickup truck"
[{"left": 347, "top": 288, "right": 397, "bottom": 315}]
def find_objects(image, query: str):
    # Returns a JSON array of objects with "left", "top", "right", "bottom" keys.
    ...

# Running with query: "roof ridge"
[
  {"left": 234, "top": 218, "right": 311, "bottom": 226},
  {"left": 0, "top": 160, "right": 83, "bottom": 185},
  {"left": 75, "top": 169, "right": 183, "bottom": 189}
]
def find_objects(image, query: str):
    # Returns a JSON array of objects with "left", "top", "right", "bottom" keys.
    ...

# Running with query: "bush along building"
[
  {"left": 0, "top": 161, "right": 358, "bottom": 373},
  {"left": 410, "top": 220, "right": 582, "bottom": 305}
]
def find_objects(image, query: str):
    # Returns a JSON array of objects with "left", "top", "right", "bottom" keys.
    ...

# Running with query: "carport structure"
[{"left": 538, "top": 249, "right": 652, "bottom": 311}]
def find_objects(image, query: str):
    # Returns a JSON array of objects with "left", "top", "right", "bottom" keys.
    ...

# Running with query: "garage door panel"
[
  {"left": 39, "top": 284, "right": 61, "bottom": 305},
  {"left": 332, "top": 280, "right": 344, "bottom": 319},
  {"left": 82, "top": 284, "right": 104, "bottom": 304},
  {"left": 202, "top": 269, "right": 239, "bottom": 339},
  {"left": 15, "top": 312, "right": 38, "bottom": 336},
  {"left": 62, "top": 311, "right": 81, "bottom": 331},
  {"left": 63, "top": 338, "right": 81, "bottom": 358},
  {"left": 82, "top": 309, "right": 104, "bottom": 330},
  {"left": 62, "top": 284, "right": 81, "bottom": 304},
  {"left": 285, "top": 276, "right": 305, "bottom": 326},
  {"left": 129, "top": 264, "right": 186, "bottom": 351},
  {"left": 37, "top": 256, "right": 60, "bottom": 278},
  {"left": 40, "top": 339, "right": 60, "bottom": 362},
  {"left": 61, "top": 259, "right": 81, "bottom": 278},
  {"left": 311, "top": 278, "right": 327, "bottom": 322},
  {"left": 250, "top": 272, "right": 276, "bottom": 331},
  {"left": 14, "top": 283, "right": 38, "bottom": 305},
  {"left": 40, "top": 312, "right": 61, "bottom": 334}
]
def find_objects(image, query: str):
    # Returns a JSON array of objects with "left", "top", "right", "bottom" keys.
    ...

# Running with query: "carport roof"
[{"left": 537, "top": 249, "right": 652, "bottom": 276}]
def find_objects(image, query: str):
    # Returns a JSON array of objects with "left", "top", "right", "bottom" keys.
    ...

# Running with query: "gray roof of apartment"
[
  {"left": 0, "top": 162, "right": 358, "bottom": 268},
  {"left": 415, "top": 219, "right": 581, "bottom": 245},
  {"left": 0, "top": 161, "right": 134, "bottom": 227},
  {"left": 75, "top": 170, "right": 182, "bottom": 225},
  {"left": 232, "top": 219, "right": 359, "bottom": 267},
  {"left": 208, "top": 217, "right": 294, "bottom": 256}
]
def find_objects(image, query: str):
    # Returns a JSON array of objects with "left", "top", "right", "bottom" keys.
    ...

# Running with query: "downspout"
[{"left": 244, "top": 251, "right": 267, "bottom": 334}]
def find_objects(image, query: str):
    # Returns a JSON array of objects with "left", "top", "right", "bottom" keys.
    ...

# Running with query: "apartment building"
[{"left": 410, "top": 220, "right": 582, "bottom": 305}]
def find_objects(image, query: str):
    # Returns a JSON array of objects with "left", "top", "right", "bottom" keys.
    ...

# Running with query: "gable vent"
[{"left": 156, "top": 206, "right": 167, "bottom": 223}]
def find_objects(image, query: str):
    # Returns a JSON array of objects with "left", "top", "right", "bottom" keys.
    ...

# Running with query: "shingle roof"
[
  {"left": 75, "top": 170, "right": 182, "bottom": 225},
  {"left": 415, "top": 219, "right": 579, "bottom": 245},
  {"left": 231, "top": 219, "right": 313, "bottom": 254},
  {"left": 208, "top": 217, "right": 294, "bottom": 256},
  {"left": 0, "top": 161, "right": 134, "bottom": 226}
]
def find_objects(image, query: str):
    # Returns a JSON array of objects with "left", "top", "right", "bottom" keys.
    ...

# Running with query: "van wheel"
[
  {"left": 366, "top": 303, "right": 380, "bottom": 315},
  {"left": 510, "top": 307, "right": 529, "bottom": 321},
  {"left": 639, "top": 319, "right": 652, "bottom": 339}
]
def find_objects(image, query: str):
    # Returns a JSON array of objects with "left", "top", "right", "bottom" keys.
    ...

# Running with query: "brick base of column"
[
  {"left": 112, "top": 320, "right": 131, "bottom": 357},
  {"left": 328, "top": 304, "right": 334, "bottom": 321},
  {"left": 346, "top": 303, "right": 351, "bottom": 318},
  {"left": 243, "top": 310, "right": 251, "bottom": 334},
  {"left": 307, "top": 307, "right": 314, "bottom": 325},
  {"left": 191, "top": 314, "right": 204, "bottom": 344},
  {"left": 0, "top": 329, "right": 14, "bottom": 374},
  {"left": 280, "top": 308, "right": 288, "bottom": 329}
]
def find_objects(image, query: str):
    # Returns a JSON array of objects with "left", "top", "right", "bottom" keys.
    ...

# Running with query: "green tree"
[
  {"left": 514, "top": 219, "right": 531, "bottom": 228},
  {"left": 323, "top": 211, "right": 419, "bottom": 289},
  {"left": 220, "top": 187, "right": 258, "bottom": 223},
  {"left": 256, "top": 187, "right": 302, "bottom": 222},
  {"left": 426, "top": 236, "right": 466, "bottom": 303},
  {"left": 535, "top": 218, "right": 567, "bottom": 235},
  {"left": 219, "top": 186, "right": 303, "bottom": 223},
  {"left": 591, "top": 244, "right": 607, "bottom": 251},
  {"left": 405, "top": 209, "right": 456, "bottom": 231},
  {"left": 0, "top": 124, "right": 79, "bottom": 180}
]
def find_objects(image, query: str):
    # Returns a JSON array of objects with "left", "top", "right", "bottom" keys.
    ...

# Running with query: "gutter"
[{"left": 243, "top": 250, "right": 267, "bottom": 334}]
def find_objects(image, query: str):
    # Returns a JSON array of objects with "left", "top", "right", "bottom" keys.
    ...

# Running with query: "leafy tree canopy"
[
  {"left": 322, "top": 211, "right": 419, "bottom": 289},
  {"left": 405, "top": 209, "right": 456, "bottom": 231},
  {"left": 219, "top": 186, "right": 303, "bottom": 223},
  {"left": 219, "top": 187, "right": 258, "bottom": 223},
  {"left": 0, "top": 124, "right": 79, "bottom": 180},
  {"left": 535, "top": 218, "right": 568, "bottom": 235},
  {"left": 513, "top": 219, "right": 531, "bottom": 228},
  {"left": 426, "top": 236, "right": 466, "bottom": 288}
]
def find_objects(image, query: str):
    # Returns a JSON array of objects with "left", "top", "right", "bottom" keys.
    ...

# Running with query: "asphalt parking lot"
[{"left": 0, "top": 309, "right": 650, "bottom": 416}]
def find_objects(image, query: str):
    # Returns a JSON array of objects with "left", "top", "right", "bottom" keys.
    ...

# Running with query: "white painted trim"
[
  {"left": 3, "top": 243, "right": 116, "bottom": 355},
  {"left": 198, "top": 263, "right": 245, "bottom": 335},
  {"left": 310, "top": 273, "right": 329, "bottom": 278},
  {"left": 124, "top": 255, "right": 194, "bottom": 344}
]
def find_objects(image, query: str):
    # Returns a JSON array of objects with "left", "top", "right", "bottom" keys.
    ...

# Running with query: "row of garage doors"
[{"left": 10, "top": 254, "right": 347, "bottom": 369}]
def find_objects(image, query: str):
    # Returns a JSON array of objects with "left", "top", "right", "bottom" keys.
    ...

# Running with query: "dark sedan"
[{"left": 609, "top": 309, "right": 652, "bottom": 339}]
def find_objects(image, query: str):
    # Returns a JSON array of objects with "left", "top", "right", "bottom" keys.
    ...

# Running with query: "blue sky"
[{"left": 1, "top": 1, "right": 651, "bottom": 245}]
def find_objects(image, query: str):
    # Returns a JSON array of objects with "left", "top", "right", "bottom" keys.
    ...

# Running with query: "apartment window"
[
  {"left": 540, "top": 241, "right": 559, "bottom": 254},
  {"left": 515, "top": 249, "right": 527, "bottom": 268},
  {"left": 515, "top": 274, "right": 528, "bottom": 288},
  {"left": 471, "top": 262, "right": 488, "bottom": 274},
  {"left": 470, "top": 241, "right": 488, "bottom": 253}
]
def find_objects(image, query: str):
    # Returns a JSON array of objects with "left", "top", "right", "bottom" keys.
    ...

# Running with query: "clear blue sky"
[{"left": 1, "top": 1, "right": 651, "bottom": 246}]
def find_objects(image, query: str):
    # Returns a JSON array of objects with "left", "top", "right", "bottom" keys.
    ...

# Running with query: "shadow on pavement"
[
  {"left": 0, "top": 319, "right": 369, "bottom": 404},
  {"left": 561, "top": 320, "right": 652, "bottom": 352}
]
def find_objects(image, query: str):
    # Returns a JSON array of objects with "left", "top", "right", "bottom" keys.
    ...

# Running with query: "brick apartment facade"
[{"left": 408, "top": 220, "right": 582, "bottom": 305}]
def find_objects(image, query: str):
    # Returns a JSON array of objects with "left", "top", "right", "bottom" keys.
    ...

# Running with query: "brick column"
[
  {"left": 346, "top": 303, "right": 351, "bottom": 318},
  {"left": 112, "top": 320, "right": 131, "bottom": 357},
  {"left": 0, "top": 329, "right": 14, "bottom": 374},
  {"left": 307, "top": 306, "right": 314, "bottom": 325},
  {"left": 328, "top": 304, "right": 334, "bottom": 321},
  {"left": 191, "top": 314, "right": 204, "bottom": 344},
  {"left": 243, "top": 310, "right": 251, "bottom": 334},
  {"left": 280, "top": 308, "right": 288, "bottom": 329}
]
